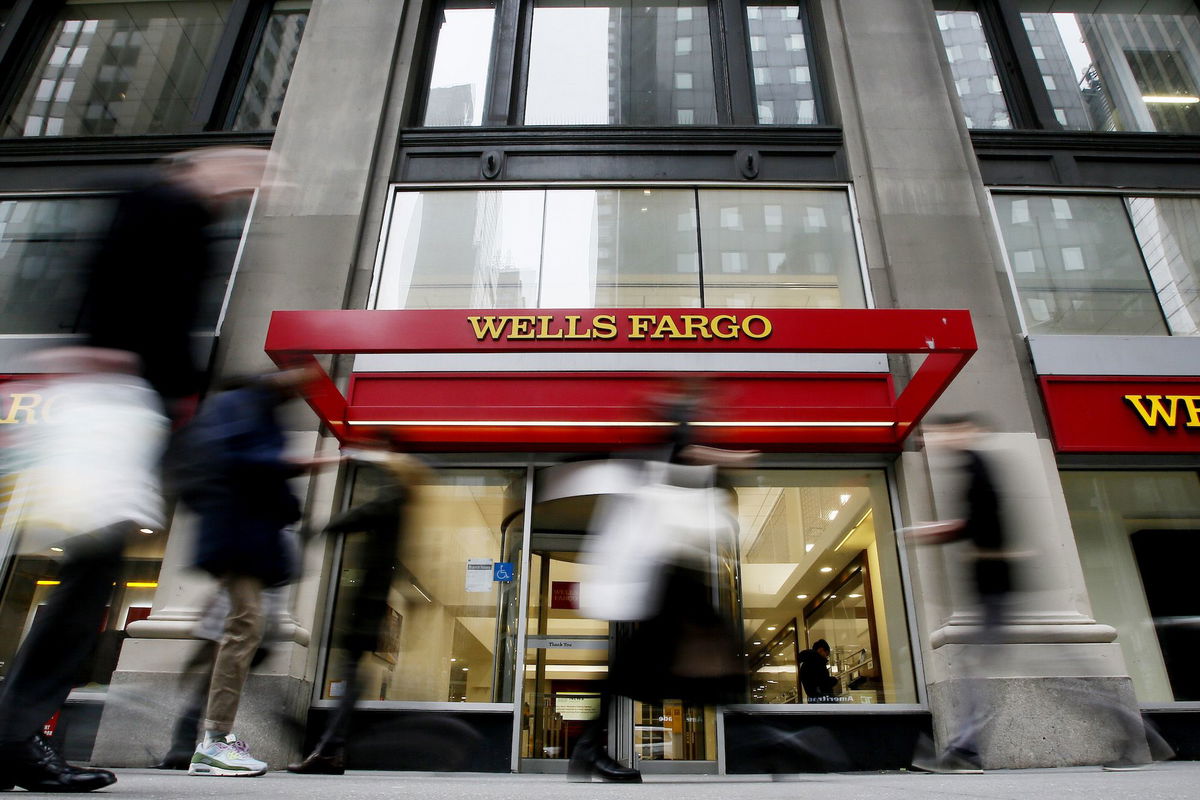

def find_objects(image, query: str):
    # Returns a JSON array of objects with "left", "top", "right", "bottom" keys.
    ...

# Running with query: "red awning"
[{"left": 264, "top": 308, "right": 976, "bottom": 451}]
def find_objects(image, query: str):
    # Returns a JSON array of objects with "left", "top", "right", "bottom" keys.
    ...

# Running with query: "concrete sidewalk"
[{"left": 85, "top": 763, "right": 1197, "bottom": 800}]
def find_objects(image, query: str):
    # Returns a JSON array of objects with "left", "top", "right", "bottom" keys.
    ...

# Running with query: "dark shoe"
[
  {"left": 567, "top": 746, "right": 641, "bottom": 783},
  {"left": 0, "top": 734, "right": 118, "bottom": 792},
  {"left": 286, "top": 749, "right": 345, "bottom": 775}
]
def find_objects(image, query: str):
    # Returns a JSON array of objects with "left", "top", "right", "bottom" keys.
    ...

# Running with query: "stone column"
[
  {"left": 824, "top": 0, "right": 1147, "bottom": 767},
  {"left": 92, "top": 0, "right": 410, "bottom": 768}
]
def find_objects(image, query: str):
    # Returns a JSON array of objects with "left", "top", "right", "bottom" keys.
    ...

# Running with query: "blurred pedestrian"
[
  {"left": 0, "top": 348, "right": 168, "bottom": 792},
  {"left": 288, "top": 441, "right": 429, "bottom": 775},
  {"left": 174, "top": 368, "right": 340, "bottom": 777},
  {"left": 80, "top": 146, "right": 271, "bottom": 424},
  {"left": 154, "top": 584, "right": 290, "bottom": 770}
]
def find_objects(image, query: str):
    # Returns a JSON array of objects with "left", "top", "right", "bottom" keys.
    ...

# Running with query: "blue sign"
[{"left": 493, "top": 562, "right": 514, "bottom": 582}]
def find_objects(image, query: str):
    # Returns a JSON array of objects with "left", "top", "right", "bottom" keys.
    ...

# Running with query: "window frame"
[{"left": 0, "top": 0, "right": 305, "bottom": 139}]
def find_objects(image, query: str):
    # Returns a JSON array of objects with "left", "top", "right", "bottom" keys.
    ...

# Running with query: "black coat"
[{"left": 798, "top": 648, "right": 838, "bottom": 702}]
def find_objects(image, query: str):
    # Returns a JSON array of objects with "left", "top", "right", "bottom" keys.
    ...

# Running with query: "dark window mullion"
[
  {"left": 720, "top": 0, "right": 755, "bottom": 125},
  {"left": 987, "top": 0, "right": 1061, "bottom": 130},
  {"left": 190, "top": 0, "right": 262, "bottom": 132},
  {"left": 0, "top": 0, "right": 63, "bottom": 133},
  {"left": 486, "top": 0, "right": 524, "bottom": 125},
  {"left": 508, "top": 0, "right": 535, "bottom": 124},
  {"left": 798, "top": 0, "right": 828, "bottom": 125}
]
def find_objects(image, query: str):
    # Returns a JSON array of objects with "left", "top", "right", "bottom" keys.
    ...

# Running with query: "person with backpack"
[{"left": 174, "top": 367, "right": 340, "bottom": 777}]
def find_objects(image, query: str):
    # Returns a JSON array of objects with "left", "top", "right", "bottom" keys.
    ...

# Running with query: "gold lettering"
[
  {"left": 591, "top": 315, "right": 617, "bottom": 340},
  {"left": 1125, "top": 395, "right": 1180, "bottom": 428},
  {"left": 563, "top": 315, "right": 593, "bottom": 339},
  {"left": 508, "top": 316, "right": 536, "bottom": 339},
  {"left": 742, "top": 314, "right": 772, "bottom": 339},
  {"left": 652, "top": 316, "right": 684, "bottom": 339},
  {"left": 468, "top": 316, "right": 509, "bottom": 341},
  {"left": 710, "top": 314, "right": 739, "bottom": 339},
  {"left": 536, "top": 315, "right": 564, "bottom": 339},
  {"left": 629, "top": 315, "right": 655, "bottom": 339},
  {"left": 1180, "top": 396, "right": 1200, "bottom": 428},
  {"left": 679, "top": 315, "right": 713, "bottom": 340},
  {"left": 0, "top": 393, "right": 41, "bottom": 424}
]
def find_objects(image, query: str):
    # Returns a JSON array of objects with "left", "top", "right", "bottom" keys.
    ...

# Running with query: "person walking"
[
  {"left": 176, "top": 368, "right": 339, "bottom": 777},
  {"left": 0, "top": 348, "right": 168, "bottom": 792},
  {"left": 288, "top": 443, "right": 428, "bottom": 775}
]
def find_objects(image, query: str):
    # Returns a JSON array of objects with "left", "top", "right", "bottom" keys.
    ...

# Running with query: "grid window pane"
[
  {"left": 699, "top": 189, "right": 865, "bottom": 309},
  {"left": 230, "top": 1, "right": 311, "bottom": 131},
  {"left": 423, "top": 4, "right": 496, "bottom": 127},
  {"left": 746, "top": 2, "right": 819, "bottom": 126},
  {"left": 935, "top": 8, "right": 1013, "bottom": 129},
  {"left": 993, "top": 194, "right": 1168, "bottom": 335},
  {"left": 524, "top": 0, "right": 716, "bottom": 126},
  {"left": 1020, "top": 7, "right": 1200, "bottom": 134},
  {"left": 4, "top": 1, "right": 231, "bottom": 138}
]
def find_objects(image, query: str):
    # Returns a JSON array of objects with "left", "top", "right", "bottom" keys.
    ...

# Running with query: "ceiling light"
[
  {"left": 753, "top": 641, "right": 762, "bottom": 645},
  {"left": 1143, "top": 94, "right": 1199, "bottom": 104},
  {"left": 829, "top": 594, "right": 837, "bottom": 599},
  {"left": 827, "top": 510, "right": 838, "bottom": 521},
  {"left": 839, "top": 493, "right": 851, "bottom": 505},
  {"left": 643, "top": 189, "right": 652, "bottom": 195},
  {"left": 767, "top": 680, "right": 778, "bottom": 684},
  {"left": 461, "top": 667, "right": 469, "bottom": 671},
  {"left": 766, "top": 625, "right": 777, "bottom": 631},
  {"left": 820, "top": 566, "right": 833, "bottom": 573},
  {"left": 138, "top": 528, "right": 154, "bottom": 534},
  {"left": 49, "top": 546, "right": 63, "bottom": 553},
  {"left": 36, "top": 580, "right": 60, "bottom": 586},
  {"left": 795, "top": 594, "right": 807, "bottom": 600},
  {"left": 848, "top": 593, "right": 862, "bottom": 598},
  {"left": 450, "top": 658, "right": 457, "bottom": 662},
  {"left": 126, "top": 581, "right": 158, "bottom": 588},
  {"left": 805, "top": 543, "right": 814, "bottom": 552}
]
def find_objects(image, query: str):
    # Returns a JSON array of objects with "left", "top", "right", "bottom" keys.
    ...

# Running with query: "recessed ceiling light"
[
  {"left": 753, "top": 641, "right": 762, "bottom": 645},
  {"left": 766, "top": 626, "right": 777, "bottom": 631},
  {"left": 848, "top": 593, "right": 862, "bottom": 598},
  {"left": 796, "top": 594, "right": 808, "bottom": 600},
  {"left": 820, "top": 566, "right": 833, "bottom": 573},
  {"left": 450, "top": 658, "right": 457, "bottom": 662},
  {"left": 49, "top": 546, "right": 63, "bottom": 553},
  {"left": 827, "top": 510, "right": 839, "bottom": 521},
  {"left": 839, "top": 493, "right": 851, "bottom": 505},
  {"left": 461, "top": 667, "right": 469, "bottom": 671},
  {"left": 805, "top": 543, "right": 814, "bottom": 552},
  {"left": 829, "top": 594, "right": 837, "bottom": 599},
  {"left": 138, "top": 528, "right": 154, "bottom": 534}
]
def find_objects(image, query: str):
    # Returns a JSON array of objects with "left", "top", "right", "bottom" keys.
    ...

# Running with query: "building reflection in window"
[
  {"left": 524, "top": 0, "right": 717, "bottom": 126},
  {"left": 934, "top": 3, "right": 1013, "bottom": 130},
  {"left": 231, "top": 1, "right": 311, "bottom": 131},
  {"left": 4, "top": 1, "right": 232, "bottom": 138},
  {"left": 423, "top": 2, "right": 496, "bottom": 127},
  {"left": 746, "top": 2, "right": 820, "bottom": 125},
  {"left": 1021, "top": 8, "right": 1200, "bottom": 134}
]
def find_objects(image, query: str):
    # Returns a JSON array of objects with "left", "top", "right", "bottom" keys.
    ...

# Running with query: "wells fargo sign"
[
  {"left": 467, "top": 313, "right": 772, "bottom": 342},
  {"left": 1041, "top": 377, "right": 1200, "bottom": 453},
  {"left": 0, "top": 378, "right": 48, "bottom": 425}
]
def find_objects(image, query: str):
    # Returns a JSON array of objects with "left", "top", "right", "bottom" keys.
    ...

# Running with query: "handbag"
[{"left": 579, "top": 460, "right": 736, "bottom": 622}]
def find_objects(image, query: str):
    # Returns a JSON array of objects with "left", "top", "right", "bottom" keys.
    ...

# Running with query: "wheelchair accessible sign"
[{"left": 465, "top": 558, "right": 514, "bottom": 592}]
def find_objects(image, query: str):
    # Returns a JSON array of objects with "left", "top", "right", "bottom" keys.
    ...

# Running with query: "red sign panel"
[
  {"left": 1040, "top": 376, "right": 1200, "bottom": 453},
  {"left": 264, "top": 308, "right": 977, "bottom": 451},
  {"left": 551, "top": 581, "right": 580, "bottom": 610}
]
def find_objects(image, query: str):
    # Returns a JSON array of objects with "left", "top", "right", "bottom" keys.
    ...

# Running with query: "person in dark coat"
[
  {"left": 798, "top": 639, "right": 839, "bottom": 702},
  {"left": 179, "top": 367, "right": 340, "bottom": 777},
  {"left": 288, "top": 445, "right": 428, "bottom": 775}
]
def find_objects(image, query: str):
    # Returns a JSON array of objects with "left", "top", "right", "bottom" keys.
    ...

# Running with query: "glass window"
[
  {"left": 728, "top": 469, "right": 917, "bottom": 704},
  {"left": 1127, "top": 196, "right": 1200, "bottom": 336},
  {"left": 934, "top": 6, "right": 1012, "bottom": 129},
  {"left": 230, "top": 1, "right": 311, "bottom": 131},
  {"left": 321, "top": 468, "right": 526, "bottom": 703},
  {"left": 699, "top": 189, "right": 865, "bottom": 309},
  {"left": 0, "top": 194, "right": 250, "bottom": 335},
  {"left": 423, "top": 2, "right": 496, "bottom": 127},
  {"left": 1063, "top": 471, "right": 1200, "bottom": 703},
  {"left": 4, "top": 1, "right": 232, "bottom": 138},
  {"left": 993, "top": 194, "right": 1168, "bottom": 335},
  {"left": 376, "top": 188, "right": 868, "bottom": 311},
  {"left": 524, "top": 0, "right": 717, "bottom": 126},
  {"left": 1020, "top": 5, "right": 1200, "bottom": 134},
  {"left": 746, "top": 2, "right": 819, "bottom": 126}
]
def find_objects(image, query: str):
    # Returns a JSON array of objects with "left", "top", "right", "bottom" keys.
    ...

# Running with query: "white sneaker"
[{"left": 188, "top": 734, "right": 268, "bottom": 777}]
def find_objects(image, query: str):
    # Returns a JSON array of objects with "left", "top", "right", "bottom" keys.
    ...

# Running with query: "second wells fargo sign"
[{"left": 1041, "top": 377, "right": 1200, "bottom": 453}]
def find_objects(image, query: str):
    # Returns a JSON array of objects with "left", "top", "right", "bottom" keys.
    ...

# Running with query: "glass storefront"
[
  {"left": 374, "top": 187, "right": 867, "bottom": 311},
  {"left": 320, "top": 462, "right": 918, "bottom": 769},
  {"left": 1063, "top": 470, "right": 1200, "bottom": 704}
]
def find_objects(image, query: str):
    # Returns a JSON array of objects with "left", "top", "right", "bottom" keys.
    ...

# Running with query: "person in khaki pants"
[{"left": 175, "top": 367, "right": 339, "bottom": 776}]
